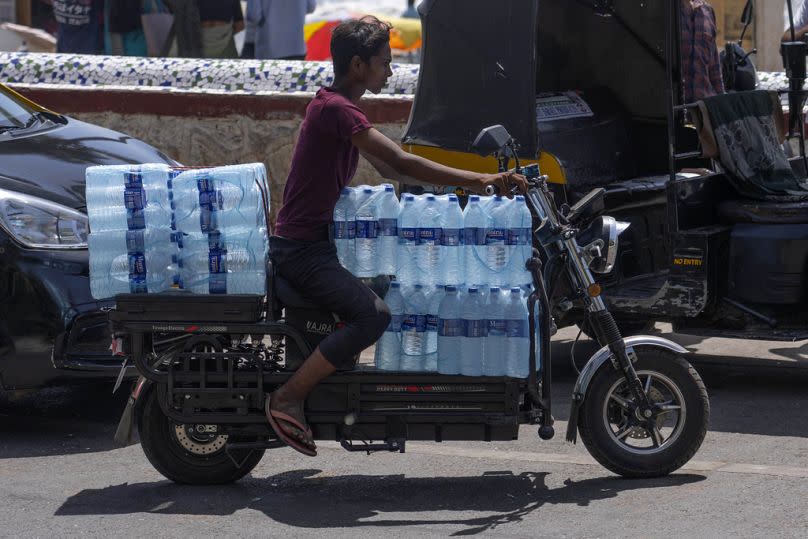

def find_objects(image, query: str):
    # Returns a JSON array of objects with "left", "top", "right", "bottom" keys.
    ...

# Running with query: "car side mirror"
[{"left": 471, "top": 125, "right": 513, "bottom": 157}]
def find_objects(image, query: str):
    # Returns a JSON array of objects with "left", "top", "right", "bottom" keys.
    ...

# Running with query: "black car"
[{"left": 0, "top": 83, "right": 175, "bottom": 391}]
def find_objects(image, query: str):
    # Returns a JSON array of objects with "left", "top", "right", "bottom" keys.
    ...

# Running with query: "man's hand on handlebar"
[{"left": 478, "top": 171, "right": 528, "bottom": 197}]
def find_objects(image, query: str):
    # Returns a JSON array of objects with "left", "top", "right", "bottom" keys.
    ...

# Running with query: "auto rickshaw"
[{"left": 402, "top": 0, "right": 808, "bottom": 342}]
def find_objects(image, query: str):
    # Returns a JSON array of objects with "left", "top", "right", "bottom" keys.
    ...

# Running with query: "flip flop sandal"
[{"left": 265, "top": 395, "right": 317, "bottom": 457}]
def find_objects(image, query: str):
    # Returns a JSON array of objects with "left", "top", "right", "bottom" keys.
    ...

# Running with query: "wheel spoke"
[
  {"left": 614, "top": 424, "right": 634, "bottom": 440},
  {"left": 651, "top": 426, "right": 664, "bottom": 447},
  {"left": 609, "top": 393, "right": 631, "bottom": 409},
  {"left": 644, "top": 374, "right": 652, "bottom": 396},
  {"left": 657, "top": 403, "right": 682, "bottom": 414}
]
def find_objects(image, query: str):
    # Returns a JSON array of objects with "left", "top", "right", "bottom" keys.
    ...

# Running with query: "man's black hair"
[{"left": 331, "top": 16, "right": 392, "bottom": 79}]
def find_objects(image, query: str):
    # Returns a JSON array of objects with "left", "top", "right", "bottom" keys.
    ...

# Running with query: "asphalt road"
[{"left": 1, "top": 327, "right": 807, "bottom": 538}]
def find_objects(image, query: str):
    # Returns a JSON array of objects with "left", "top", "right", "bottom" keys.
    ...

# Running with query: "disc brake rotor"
[{"left": 173, "top": 424, "right": 228, "bottom": 455}]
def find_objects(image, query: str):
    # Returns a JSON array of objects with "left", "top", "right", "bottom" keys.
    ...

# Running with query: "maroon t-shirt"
[{"left": 274, "top": 87, "right": 372, "bottom": 241}]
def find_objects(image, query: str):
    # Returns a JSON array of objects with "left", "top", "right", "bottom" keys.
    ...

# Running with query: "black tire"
[
  {"left": 138, "top": 387, "right": 265, "bottom": 484},
  {"left": 578, "top": 346, "right": 709, "bottom": 478},
  {"left": 579, "top": 317, "right": 655, "bottom": 340}
]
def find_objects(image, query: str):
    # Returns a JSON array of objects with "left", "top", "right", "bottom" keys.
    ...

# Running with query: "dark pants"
[{"left": 269, "top": 236, "right": 391, "bottom": 369}]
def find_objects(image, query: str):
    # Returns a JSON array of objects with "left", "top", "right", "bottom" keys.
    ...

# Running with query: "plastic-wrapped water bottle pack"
[
  {"left": 335, "top": 186, "right": 537, "bottom": 377},
  {"left": 86, "top": 162, "right": 269, "bottom": 299}
]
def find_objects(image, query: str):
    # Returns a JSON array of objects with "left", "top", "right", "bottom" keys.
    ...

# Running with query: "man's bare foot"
[{"left": 266, "top": 389, "right": 316, "bottom": 451}]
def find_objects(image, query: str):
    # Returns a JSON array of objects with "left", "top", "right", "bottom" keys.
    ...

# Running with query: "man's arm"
[{"left": 353, "top": 127, "right": 527, "bottom": 195}]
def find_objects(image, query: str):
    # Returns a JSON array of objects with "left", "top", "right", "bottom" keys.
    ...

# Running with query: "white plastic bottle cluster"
[
  {"left": 86, "top": 163, "right": 269, "bottom": 299},
  {"left": 337, "top": 187, "right": 537, "bottom": 376}
]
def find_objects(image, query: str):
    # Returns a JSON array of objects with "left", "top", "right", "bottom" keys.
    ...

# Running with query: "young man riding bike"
[{"left": 267, "top": 16, "right": 527, "bottom": 456}]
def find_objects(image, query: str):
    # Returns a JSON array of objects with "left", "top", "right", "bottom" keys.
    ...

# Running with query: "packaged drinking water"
[
  {"left": 397, "top": 194, "right": 419, "bottom": 284},
  {"left": 85, "top": 164, "right": 172, "bottom": 232},
  {"left": 400, "top": 284, "right": 427, "bottom": 371},
  {"left": 179, "top": 228, "right": 268, "bottom": 294},
  {"left": 375, "top": 281, "right": 404, "bottom": 371},
  {"left": 441, "top": 194, "right": 464, "bottom": 286},
  {"left": 354, "top": 187, "right": 379, "bottom": 277},
  {"left": 88, "top": 228, "right": 177, "bottom": 299},
  {"left": 437, "top": 285, "right": 463, "bottom": 374},
  {"left": 509, "top": 195, "right": 533, "bottom": 286},
  {"left": 483, "top": 287, "right": 507, "bottom": 376},
  {"left": 418, "top": 195, "right": 442, "bottom": 286},
  {"left": 424, "top": 284, "right": 445, "bottom": 371},
  {"left": 377, "top": 185, "right": 400, "bottom": 275},
  {"left": 171, "top": 165, "right": 264, "bottom": 234},
  {"left": 486, "top": 196, "right": 511, "bottom": 287},
  {"left": 333, "top": 188, "right": 357, "bottom": 273},
  {"left": 463, "top": 195, "right": 490, "bottom": 287},
  {"left": 460, "top": 287, "right": 486, "bottom": 376},
  {"left": 505, "top": 287, "right": 532, "bottom": 377}
]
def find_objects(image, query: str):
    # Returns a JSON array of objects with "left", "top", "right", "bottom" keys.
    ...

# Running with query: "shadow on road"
[{"left": 54, "top": 469, "right": 705, "bottom": 535}]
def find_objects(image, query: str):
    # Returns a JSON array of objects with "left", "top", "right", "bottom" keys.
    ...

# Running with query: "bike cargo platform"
[{"left": 110, "top": 293, "right": 263, "bottom": 323}]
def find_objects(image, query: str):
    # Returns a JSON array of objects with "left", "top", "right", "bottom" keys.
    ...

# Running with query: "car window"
[{"left": 0, "top": 87, "right": 35, "bottom": 129}]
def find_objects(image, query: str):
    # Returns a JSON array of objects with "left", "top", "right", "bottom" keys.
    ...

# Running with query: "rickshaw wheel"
[
  {"left": 138, "top": 386, "right": 265, "bottom": 485},
  {"left": 578, "top": 346, "right": 709, "bottom": 478}
]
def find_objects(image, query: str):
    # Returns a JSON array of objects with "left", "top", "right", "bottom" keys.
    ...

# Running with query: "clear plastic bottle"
[
  {"left": 460, "top": 287, "right": 486, "bottom": 376},
  {"left": 505, "top": 287, "right": 532, "bottom": 377},
  {"left": 424, "top": 284, "right": 445, "bottom": 371},
  {"left": 374, "top": 281, "right": 404, "bottom": 371},
  {"left": 463, "top": 195, "right": 490, "bottom": 287},
  {"left": 486, "top": 196, "right": 511, "bottom": 287},
  {"left": 400, "top": 284, "right": 427, "bottom": 371},
  {"left": 437, "top": 285, "right": 463, "bottom": 374},
  {"left": 172, "top": 166, "right": 263, "bottom": 234},
  {"left": 509, "top": 195, "right": 533, "bottom": 286},
  {"left": 333, "top": 187, "right": 357, "bottom": 273},
  {"left": 397, "top": 194, "right": 419, "bottom": 284},
  {"left": 355, "top": 187, "right": 379, "bottom": 277},
  {"left": 418, "top": 195, "right": 442, "bottom": 286},
  {"left": 441, "top": 194, "right": 464, "bottom": 286},
  {"left": 483, "top": 287, "right": 507, "bottom": 376},
  {"left": 179, "top": 228, "right": 267, "bottom": 295},
  {"left": 85, "top": 164, "right": 171, "bottom": 232},
  {"left": 88, "top": 228, "right": 176, "bottom": 299},
  {"left": 377, "top": 185, "right": 400, "bottom": 275}
]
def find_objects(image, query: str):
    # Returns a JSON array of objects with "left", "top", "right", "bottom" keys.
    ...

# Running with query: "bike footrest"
[{"left": 340, "top": 437, "right": 406, "bottom": 454}]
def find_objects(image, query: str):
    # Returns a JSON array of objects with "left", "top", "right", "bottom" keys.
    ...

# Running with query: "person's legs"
[{"left": 268, "top": 237, "right": 391, "bottom": 449}]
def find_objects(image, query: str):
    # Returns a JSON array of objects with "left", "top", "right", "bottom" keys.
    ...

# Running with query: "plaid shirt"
[{"left": 681, "top": 0, "right": 725, "bottom": 103}]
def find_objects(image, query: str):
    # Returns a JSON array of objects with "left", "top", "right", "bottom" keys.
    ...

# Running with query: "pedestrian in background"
[
  {"left": 243, "top": 0, "right": 316, "bottom": 60},
  {"left": 681, "top": 0, "right": 724, "bottom": 103},
  {"left": 783, "top": 0, "right": 808, "bottom": 41},
  {"left": 52, "top": 0, "right": 105, "bottom": 54},
  {"left": 197, "top": 0, "right": 244, "bottom": 58}
]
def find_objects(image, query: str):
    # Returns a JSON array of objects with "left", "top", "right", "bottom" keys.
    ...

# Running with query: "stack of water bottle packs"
[
  {"left": 86, "top": 162, "right": 269, "bottom": 299},
  {"left": 333, "top": 186, "right": 537, "bottom": 378}
]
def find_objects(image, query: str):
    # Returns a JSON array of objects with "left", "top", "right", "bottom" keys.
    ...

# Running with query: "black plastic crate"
[{"left": 111, "top": 293, "right": 263, "bottom": 323}]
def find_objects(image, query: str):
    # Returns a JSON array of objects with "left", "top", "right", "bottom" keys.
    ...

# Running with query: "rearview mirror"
[
  {"left": 471, "top": 125, "right": 512, "bottom": 157},
  {"left": 741, "top": 0, "right": 753, "bottom": 26}
]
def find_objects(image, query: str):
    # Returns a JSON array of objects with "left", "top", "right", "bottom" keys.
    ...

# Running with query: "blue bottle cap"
[
  {"left": 494, "top": 195, "right": 503, "bottom": 202},
  {"left": 403, "top": 194, "right": 415, "bottom": 201},
  {"left": 426, "top": 195, "right": 436, "bottom": 201},
  {"left": 414, "top": 284, "right": 423, "bottom": 290},
  {"left": 341, "top": 187, "right": 351, "bottom": 195},
  {"left": 468, "top": 287, "right": 478, "bottom": 294},
  {"left": 390, "top": 281, "right": 401, "bottom": 288},
  {"left": 384, "top": 185, "right": 395, "bottom": 192},
  {"left": 516, "top": 195, "right": 525, "bottom": 201},
  {"left": 469, "top": 195, "right": 480, "bottom": 202},
  {"left": 363, "top": 188, "right": 373, "bottom": 193},
  {"left": 449, "top": 194, "right": 458, "bottom": 201},
  {"left": 445, "top": 285, "right": 457, "bottom": 292},
  {"left": 490, "top": 287, "right": 500, "bottom": 293},
  {"left": 511, "top": 287, "right": 522, "bottom": 293}
]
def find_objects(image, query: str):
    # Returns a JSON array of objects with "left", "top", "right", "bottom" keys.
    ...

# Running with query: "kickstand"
[{"left": 340, "top": 438, "right": 406, "bottom": 455}]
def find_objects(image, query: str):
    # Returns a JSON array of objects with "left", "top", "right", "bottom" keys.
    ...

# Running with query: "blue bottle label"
[
  {"left": 379, "top": 218, "right": 398, "bottom": 237},
  {"left": 208, "top": 249, "right": 227, "bottom": 273},
  {"left": 463, "top": 227, "right": 486, "bottom": 246},
  {"left": 356, "top": 219, "right": 378, "bottom": 239},
  {"left": 123, "top": 187, "right": 146, "bottom": 210},
  {"left": 196, "top": 176, "right": 215, "bottom": 194},
  {"left": 419, "top": 227, "right": 442, "bottom": 244},
  {"left": 438, "top": 318, "right": 463, "bottom": 337},
  {"left": 399, "top": 227, "right": 418, "bottom": 244},
  {"left": 347, "top": 221, "right": 356, "bottom": 240},
  {"left": 124, "top": 172, "right": 143, "bottom": 189},
  {"left": 464, "top": 319, "right": 488, "bottom": 338},
  {"left": 128, "top": 273, "right": 148, "bottom": 293},
  {"left": 334, "top": 221, "right": 350, "bottom": 240},
  {"left": 387, "top": 313, "right": 404, "bottom": 332},
  {"left": 199, "top": 208, "right": 218, "bottom": 233},
  {"left": 506, "top": 319, "right": 529, "bottom": 338},
  {"left": 441, "top": 228, "right": 462, "bottom": 246},
  {"left": 426, "top": 314, "right": 439, "bottom": 332},
  {"left": 488, "top": 318, "right": 507, "bottom": 336},
  {"left": 207, "top": 231, "right": 226, "bottom": 250},
  {"left": 128, "top": 253, "right": 147, "bottom": 275},
  {"left": 402, "top": 314, "right": 427, "bottom": 332},
  {"left": 508, "top": 228, "right": 531, "bottom": 246},
  {"left": 209, "top": 273, "right": 227, "bottom": 294},
  {"left": 198, "top": 189, "right": 223, "bottom": 211},
  {"left": 124, "top": 230, "right": 146, "bottom": 252},
  {"left": 486, "top": 228, "right": 507, "bottom": 245}
]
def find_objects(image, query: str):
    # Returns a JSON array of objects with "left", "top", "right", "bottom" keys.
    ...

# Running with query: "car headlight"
[{"left": 0, "top": 187, "right": 89, "bottom": 249}]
